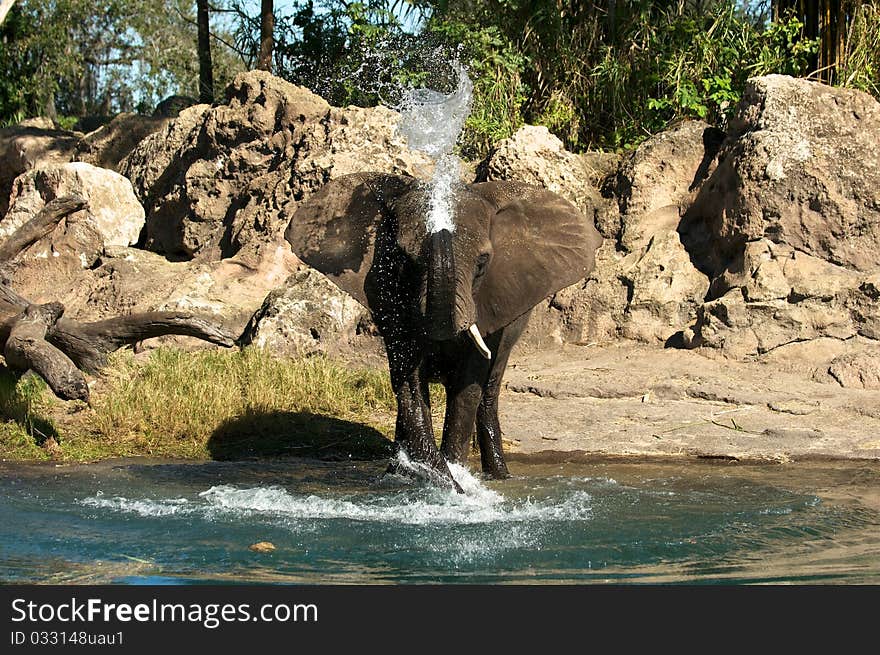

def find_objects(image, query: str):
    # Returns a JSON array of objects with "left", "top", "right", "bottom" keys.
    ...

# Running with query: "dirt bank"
[{"left": 498, "top": 342, "right": 880, "bottom": 463}]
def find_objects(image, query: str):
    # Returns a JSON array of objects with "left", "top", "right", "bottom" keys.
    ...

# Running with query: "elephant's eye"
[{"left": 474, "top": 254, "right": 490, "bottom": 281}]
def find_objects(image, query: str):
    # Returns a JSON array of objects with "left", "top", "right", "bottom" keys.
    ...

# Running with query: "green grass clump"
[
  {"left": 88, "top": 347, "right": 400, "bottom": 460},
  {"left": 0, "top": 368, "right": 60, "bottom": 461},
  {"left": 0, "top": 347, "right": 454, "bottom": 463}
]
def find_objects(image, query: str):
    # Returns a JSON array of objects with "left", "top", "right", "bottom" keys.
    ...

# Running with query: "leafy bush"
[{"left": 427, "top": 1, "right": 822, "bottom": 152}]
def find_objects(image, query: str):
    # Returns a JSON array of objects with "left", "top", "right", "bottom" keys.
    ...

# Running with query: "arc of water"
[{"left": 397, "top": 62, "right": 474, "bottom": 234}]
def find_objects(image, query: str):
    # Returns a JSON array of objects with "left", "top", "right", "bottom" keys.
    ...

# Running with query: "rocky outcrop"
[
  {"left": 684, "top": 76, "right": 880, "bottom": 360},
  {"left": 3, "top": 71, "right": 877, "bottom": 384},
  {"left": 120, "top": 70, "right": 433, "bottom": 262},
  {"left": 684, "top": 75, "right": 880, "bottom": 275}
]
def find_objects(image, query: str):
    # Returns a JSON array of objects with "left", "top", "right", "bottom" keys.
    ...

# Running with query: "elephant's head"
[{"left": 285, "top": 173, "right": 602, "bottom": 355}]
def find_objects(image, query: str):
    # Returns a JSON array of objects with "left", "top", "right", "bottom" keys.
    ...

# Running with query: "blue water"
[{"left": 1, "top": 457, "right": 878, "bottom": 584}]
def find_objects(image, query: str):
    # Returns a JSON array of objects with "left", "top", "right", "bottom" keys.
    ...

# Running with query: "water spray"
[{"left": 396, "top": 62, "right": 473, "bottom": 234}]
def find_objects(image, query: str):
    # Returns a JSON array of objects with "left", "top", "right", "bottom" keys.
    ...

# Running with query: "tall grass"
[
  {"left": 0, "top": 348, "right": 418, "bottom": 461},
  {"left": 0, "top": 368, "right": 59, "bottom": 459},
  {"left": 0, "top": 347, "right": 458, "bottom": 462},
  {"left": 89, "top": 347, "right": 400, "bottom": 458},
  {"left": 838, "top": 2, "right": 880, "bottom": 97}
]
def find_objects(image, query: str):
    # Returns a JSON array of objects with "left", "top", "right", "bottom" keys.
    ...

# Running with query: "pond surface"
[{"left": 1, "top": 456, "right": 878, "bottom": 584}]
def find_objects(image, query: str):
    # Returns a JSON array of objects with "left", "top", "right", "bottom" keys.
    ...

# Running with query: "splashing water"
[
  {"left": 5, "top": 459, "right": 880, "bottom": 583},
  {"left": 397, "top": 62, "right": 474, "bottom": 233}
]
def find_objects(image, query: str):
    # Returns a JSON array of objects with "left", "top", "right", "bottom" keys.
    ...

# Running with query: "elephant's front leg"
[
  {"left": 438, "top": 355, "right": 490, "bottom": 465},
  {"left": 386, "top": 338, "right": 461, "bottom": 491},
  {"left": 476, "top": 312, "right": 531, "bottom": 479}
]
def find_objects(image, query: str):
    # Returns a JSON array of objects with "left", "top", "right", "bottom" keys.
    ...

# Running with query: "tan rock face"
[
  {"left": 239, "top": 266, "right": 368, "bottom": 356},
  {"left": 684, "top": 76, "right": 880, "bottom": 362},
  {"left": 827, "top": 351, "right": 880, "bottom": 389},
  {"left": 121, "top": 70, "right": 433, "bottom": 261},
  {"left": 684, "top": 75, "right": 880, "bottom": 275}
]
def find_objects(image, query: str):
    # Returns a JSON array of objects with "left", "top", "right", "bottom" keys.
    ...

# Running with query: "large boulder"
[
  {"left": 1, "top": 162, "right": 145, "bottom": 251},
  {"left": 684, "top": 74, "right": 880, "bottom": 275},
  {"left": 483, "top": 123, "right": 714, "bottom": 345},
  {"left": 684, "top": 75, "right": 880, "bottom": 362},
  {"left": 478, "top": 124, "right": 617, "bottom": 222},
  {"left": 120, "top": 70, "right": 433, "bottom": 262}
]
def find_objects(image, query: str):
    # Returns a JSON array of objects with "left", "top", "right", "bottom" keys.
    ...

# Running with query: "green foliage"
[
  {"left": 0, "top": 0, "right": 243, "bottom": 124},
  {"left": 838, "top": 1, "right": 880, "bottom": 97},
  {"left": 426, "top": 1, "right": 823, "bottom": 153},
  {"left": 748, "top": 11, "right": 819, "bottom": 77}
]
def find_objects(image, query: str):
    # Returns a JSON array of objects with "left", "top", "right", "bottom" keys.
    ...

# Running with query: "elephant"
[{"left": 285, "top": 173, "right": 602, "bottom": 489}]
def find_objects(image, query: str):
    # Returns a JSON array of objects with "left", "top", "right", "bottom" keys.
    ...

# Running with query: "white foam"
[
  {"left": 78, "top": 471, "right": 591, "bottom": 528},
  {"left": 80, "top": 496, "right": 192, "bottom": 517}
]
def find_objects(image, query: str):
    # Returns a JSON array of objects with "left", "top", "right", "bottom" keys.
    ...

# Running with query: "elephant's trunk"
[{"left": 427, "top": 229, "right": 463, "bottom": 341}]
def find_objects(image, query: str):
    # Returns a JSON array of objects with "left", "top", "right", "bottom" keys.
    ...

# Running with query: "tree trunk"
[
  {"left": 0, "top": 196, "right": 87, "bottom": 262},
  {"left": 197, "top": 0, "right": 214, "bottom": 103},
  {"left": 0, "top": 201, "right": 235, "bottom": 402},
  {"left": 257, "top": 0, "right": 274, "bottom": 72},
  {"left": 0, "top": 285, "right": 236, "bottom": 402},
  {"left": 0, "top": 0, "right": 16, "bottom": 27}
]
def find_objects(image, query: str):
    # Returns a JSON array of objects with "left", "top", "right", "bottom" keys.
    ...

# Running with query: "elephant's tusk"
[{"left": 468, "top": 324, "right": 492, "bottom": 360}]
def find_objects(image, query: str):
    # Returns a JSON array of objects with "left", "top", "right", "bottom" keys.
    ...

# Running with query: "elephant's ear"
[
  {"left": 285, "top": 173, "right": 417, "bottom": 308},
  {"left": 473, "top": 181, "right": 603, "bottom": 335}
]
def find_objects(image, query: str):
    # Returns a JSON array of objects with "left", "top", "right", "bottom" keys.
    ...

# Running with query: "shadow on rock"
[{"left": 207, "top": 410, "right": 393, "bottom": 461}]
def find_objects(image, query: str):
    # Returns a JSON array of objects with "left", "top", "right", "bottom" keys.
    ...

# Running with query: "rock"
[
  {"left": 248, "top": 541, "right": 276, "bottom": 553},
  {"left": 121, "top": 70, "right": 432, "bottom": 261},
  {"left": 693, "top": 287, "right": 858, "bottom": 358},
  {"left": 618, "top": 231, "right": 710, "bottom": 342},
  {"left": 0, "top": 126, "right": 79, "bottom": 217},
  {"left": 610, "top": 120, "right": 723, "bottom": 253},
  {"left": 828, "top": 351, "right": 880, "bottom": 389},
  {"left": 1, "top": 162, "right": 145, "bottom": 255},
  {"left": 153, "top": 95, "right": 198, "bottom": 117},
  {"left": 681, "top": 76, "right": 880, "bottom": 363},
  {"left": 478, "top": 125, "right": 618, "bottom": 224},
  {"left": 74, "top": 113, "right": 170, "bottom": 171},
  {"left": 689, "top": 239, "right": 871, "bottom": 356},
  {"left": 239, "top": 266, "right": 368, "bottom": 356},
  {"left": 483, "top": 122, "right": 714, "bottom": 346},
  {"left": 120, "top": 103, "right": 211, "bottom": 208},
  {"left": 684, "top": 75, "right": 880, "bottom": 276}
]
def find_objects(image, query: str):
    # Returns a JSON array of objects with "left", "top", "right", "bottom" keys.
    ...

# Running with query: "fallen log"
[
  {"left": 4, "top": 301, "right": 89, "bottom": 401},
  {"left": 0, "top": 195, "right": 87, "bottom": 262},
  {"left": 0, "top": 193, "right": 236, "bottom": 403},
  {"left": 0, "top": 283, "right": 236, "bottom": 402}
]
